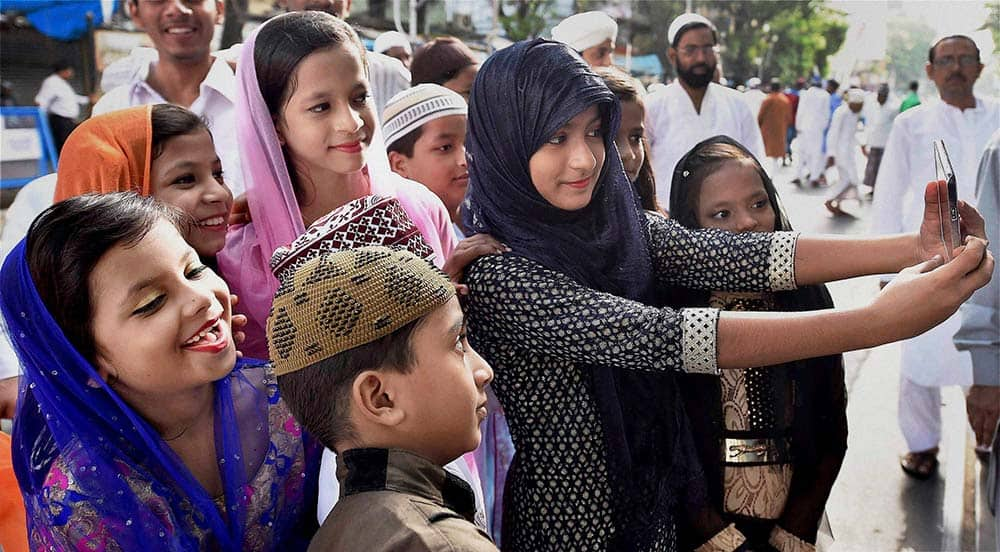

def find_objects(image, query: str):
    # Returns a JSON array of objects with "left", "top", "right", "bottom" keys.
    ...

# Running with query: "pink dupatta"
[{"left": 217, "top": 23, "right": 455, "bottom": 360}]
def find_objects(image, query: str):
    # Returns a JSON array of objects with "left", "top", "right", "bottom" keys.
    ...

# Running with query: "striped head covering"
[{"left": 381, "top": 84, "right": 468, "bottom": 149}]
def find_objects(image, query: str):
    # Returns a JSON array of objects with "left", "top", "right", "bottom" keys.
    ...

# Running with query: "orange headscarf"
[{"left": 54, "top": 105, "right": 153, "bottom": 202}]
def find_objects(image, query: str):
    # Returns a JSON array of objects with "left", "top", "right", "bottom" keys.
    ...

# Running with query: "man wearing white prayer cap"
[
  {"left": 375, "top": 31, "right": 413, "bottom": 69},
  {"left": 551, "top": 11, "right": 617, "bottom": 67},
  {"left": 823, "top": 87, "right": 866, "bottom": 216},
  {"left": 644, "top": 12, "right": 765, "bottom": 206}
]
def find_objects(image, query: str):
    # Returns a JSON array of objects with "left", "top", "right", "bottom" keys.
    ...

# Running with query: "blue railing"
[{"left": 0, "top": 106, "right": 58, "bottom": 189}]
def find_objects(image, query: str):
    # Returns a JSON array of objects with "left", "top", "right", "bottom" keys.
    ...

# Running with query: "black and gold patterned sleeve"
[
  {"left": 646, "top": 213, "right": 798, "bottom": 292},
  {"left": 464, "top": 254, "right": 721, "bottom": 375}
]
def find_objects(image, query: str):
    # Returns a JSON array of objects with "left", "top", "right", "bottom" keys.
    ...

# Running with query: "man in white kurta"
[
  {"left": 872, "top": 34, "right": 999, "bottom": 472},
  {"left": 793, "top": 80, "right": 830, "bottom": 187},
  {"left": 645, "top": 13, "right": 764, "bottom": 206},
  {"left": 824, "top": 88, "right": 865, "bottom": 215}
]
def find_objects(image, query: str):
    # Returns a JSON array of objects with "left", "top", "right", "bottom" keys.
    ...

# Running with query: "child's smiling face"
[
  {"left": 277, "top": 44, "right": 374, "bottom": 180},
  {"left": 528, "top": 105, "right": 605, "bottom": 211}
]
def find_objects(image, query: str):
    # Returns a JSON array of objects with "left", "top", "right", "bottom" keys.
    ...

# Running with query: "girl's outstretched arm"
[{"left": 717, "top": 237, "right": 993, "bottom": 369}]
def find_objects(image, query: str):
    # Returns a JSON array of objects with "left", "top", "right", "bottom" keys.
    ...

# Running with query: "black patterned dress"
[{"left": 463, "top": 214, "right": 798, "bottom": 551}]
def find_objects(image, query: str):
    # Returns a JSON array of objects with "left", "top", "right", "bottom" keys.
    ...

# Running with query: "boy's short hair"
[
  {"left": 268, "top": 246, "right": 455, "bottom": 450},
  {"left": 381, "top": 84, "right": 467, "bottom": 153},
  {"left": 278, "top": 317, "right": 420, "bottom": 450},
  {"left": 385, "top": 126, "right": 424, "bottom": 158}
]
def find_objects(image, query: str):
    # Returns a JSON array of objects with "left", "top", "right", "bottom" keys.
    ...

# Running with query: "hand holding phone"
[{"left": 932, "top": 140, "right": 961, "bottom": 260}]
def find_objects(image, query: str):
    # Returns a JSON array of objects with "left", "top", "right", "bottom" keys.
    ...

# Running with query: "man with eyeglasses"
[
  {"left": 871, "top": 33, "right": 999, "bottom": 481},
  {"left": 644, "top": 13, "right": 765, "bottom": 207}
]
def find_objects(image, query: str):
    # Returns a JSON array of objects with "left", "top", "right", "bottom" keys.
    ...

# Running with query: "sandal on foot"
[
  {"left": 824, "top": 199, "right": 853, "bottom": 217},
  {"left": 900, "top": 448, "right": 939, "bottom": 480}
]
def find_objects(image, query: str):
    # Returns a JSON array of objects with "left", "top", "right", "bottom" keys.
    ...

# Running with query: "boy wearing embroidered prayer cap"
[
  {"left": 268, "top": 246, "right": 497, "bottom": 551},
  {"left": 384, "top": 84, "right": 471, "bottom": 237}
]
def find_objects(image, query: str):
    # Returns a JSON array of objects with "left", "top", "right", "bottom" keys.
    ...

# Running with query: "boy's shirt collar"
[{"left": 336, "top": 448, "right": 477, "bottom": 522}]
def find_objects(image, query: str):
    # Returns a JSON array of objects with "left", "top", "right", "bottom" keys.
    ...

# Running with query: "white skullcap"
[
  {"left": 551, "top": 11, "right": 618, "bottom": 52},
  {"left": 667, "top": 13, "right": 716, "bottom": 46},
  {"left": 374, "top": 31, "right": 412, "bottom": 55},
  {"left": 846, "top": 88, "right": 865, "bottom": 104},
  {"left": 382, "top": 84, "right": 468, "bottom": 149}
]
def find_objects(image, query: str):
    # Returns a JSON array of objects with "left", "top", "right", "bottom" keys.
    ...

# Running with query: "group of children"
[{"left": 1, "top": 9, "right": 994, "bottom": 552}]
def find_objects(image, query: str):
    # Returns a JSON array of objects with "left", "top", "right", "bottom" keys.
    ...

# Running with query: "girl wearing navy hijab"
[{"left": 461, "top": 38, "right": 992, "bottom": 551}]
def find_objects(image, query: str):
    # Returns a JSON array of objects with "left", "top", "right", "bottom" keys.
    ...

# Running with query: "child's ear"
[
  {"left": 388, "top": 151, "right": 409, "bottom": 177},
  {"left": 273, "top": 117, "right": 286, "bottom": 146},
  {"left": 352, "top": 370, "right": 405, "bottom": 427}
]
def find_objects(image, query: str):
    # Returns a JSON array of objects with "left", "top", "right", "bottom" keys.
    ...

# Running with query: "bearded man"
[{"left": 644, "top": 13, "right": 765, "bottom": 206}]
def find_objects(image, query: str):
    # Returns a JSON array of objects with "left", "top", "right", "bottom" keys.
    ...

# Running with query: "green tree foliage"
[
  {"left": 609, "top": 0, "right": 847, "bottom": 85},
  {"left": 884, "top": 16, "right": 936, "bottom": 91},
  {"left": 500, "top": 0, "right": 555, "bottom": 41}
]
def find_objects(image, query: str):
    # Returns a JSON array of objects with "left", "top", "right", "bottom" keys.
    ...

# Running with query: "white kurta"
[
  {"left": 794, "top": 86, "right": 830, "bottom": 181},
  {"left": 645, "top": 81, "right": 765, "bottom": 205},
  {"left": 35, "top": 74, "right": 88, "bottom": 119},
  {"left": 93, "top": 55, "right": 244, "bottom": 196},
  {"left": 742, "top": 88, "right": 766, "bottom": 118},
  {"left": 825, "top": 103, "right": 861, "bottom": 198},
  {"left": 872, "top": 96, "right": 1000, "bottom": 386}
]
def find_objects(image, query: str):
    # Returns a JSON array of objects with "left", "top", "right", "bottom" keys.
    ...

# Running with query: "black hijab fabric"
[
  {"left": 464, "top": 39, "right": 705, "bottom": 549},
  {"left": 463, "top": 38, "right": 654, "bottom": 303}
]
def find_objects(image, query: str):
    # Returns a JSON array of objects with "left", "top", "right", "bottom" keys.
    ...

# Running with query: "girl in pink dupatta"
[{"left": 218, "top": 11, "right": 457, "bottom": 361}]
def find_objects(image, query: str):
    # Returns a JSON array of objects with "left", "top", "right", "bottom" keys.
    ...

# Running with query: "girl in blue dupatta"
[
  {"left": 1, "top": 193, "right": 320, "bottom": 551},
  {"left": 459, "top": 39, "right": 992, "bottom": 551}
]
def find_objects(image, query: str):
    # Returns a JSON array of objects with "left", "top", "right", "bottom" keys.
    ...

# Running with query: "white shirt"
[
  {"left": 872, "top": 96, "right": 999, "bottom": 386},
  {"left": 93, "top": 55, "right": 244, "bottom": 196},
  {"left": 0, "top": 174, "right": 58, "bottom": 381},
  {"left": 367, "top": 51, "right": 412, "bottom": 118},
  {"left": 794, "top": 86, "right": 830, "bottom": 133},
  {"left": 35, "top": 74, "right": 88, "bottom": 119},
  {"left": 742, "top": 88, "right": 767, "bottom": 118},
  {"left": 825, "top": 103, "right": 861, "bottom": 162},
  {"left": 645, "top": 81, "right": 766, "bottom": 205},
  {"left": 863, "top": 98, "right": 898, "bottom": 149}
]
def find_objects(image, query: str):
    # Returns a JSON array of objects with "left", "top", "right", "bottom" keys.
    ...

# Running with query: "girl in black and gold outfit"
[{"left": 669, "top": 136, "right": 848, "bottom": 552}]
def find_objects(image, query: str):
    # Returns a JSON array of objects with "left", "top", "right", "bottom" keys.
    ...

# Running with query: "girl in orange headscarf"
[{"left": 55, "top": 104, "right": 233, "bottom": 261}]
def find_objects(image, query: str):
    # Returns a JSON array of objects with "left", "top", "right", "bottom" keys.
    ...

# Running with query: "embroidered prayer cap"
[
  {"left": 551, "top": 11, "right": 618, "bottom": 52},
  {"left": 266, "top": 246, "right": 454, "bottom": 376},
  {"left": 667, "top": 13, "right": 716, "bottom": 47},
  {"left": 382, "top": 84, "right": 468, "bottom": 149},
  {"left": 374, "top": 31, "right": 412, "bottom": 55},
  {"left": 54, "top": 105, "right": 152, "bottom": 202},
  {"left": 269, "top": 194, "right": 435, "bottom": 290}
]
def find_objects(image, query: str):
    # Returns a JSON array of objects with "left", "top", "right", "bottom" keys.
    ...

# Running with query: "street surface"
[{"left": 765, "top": 157, "right": 995, "bottom": 552}]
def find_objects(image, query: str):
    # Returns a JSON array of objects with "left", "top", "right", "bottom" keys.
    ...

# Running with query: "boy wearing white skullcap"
[
  {"left": 551, "top": 11, "right": 617, "bottom": 67},
  {"left": 374, "top": 31, "right": 413, "bottom": 69},
  {"left": 383, "top": 84, "right": 471, "bottom": 236}
]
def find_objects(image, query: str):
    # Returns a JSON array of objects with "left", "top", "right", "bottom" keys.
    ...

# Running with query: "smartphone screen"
[{"left": 932, "top": 140, "right": 961, "bottom": 260}]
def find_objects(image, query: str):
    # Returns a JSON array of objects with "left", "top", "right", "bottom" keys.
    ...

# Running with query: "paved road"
[{"left": 766, "top": 160, "right": 993, "bottom": 552}]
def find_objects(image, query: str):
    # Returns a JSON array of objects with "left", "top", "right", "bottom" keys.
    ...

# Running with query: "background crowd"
[{"left": 0, "top": 1, "right": 997, "bottom": 551}]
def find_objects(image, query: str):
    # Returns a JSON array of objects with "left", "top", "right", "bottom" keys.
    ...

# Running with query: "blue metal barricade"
[{"left": 0, "top": 106, "right": 59, "bottom": 189}]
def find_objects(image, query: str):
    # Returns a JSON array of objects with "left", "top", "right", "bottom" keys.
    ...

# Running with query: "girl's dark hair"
[
  {"left": 409, "top": 37, "right": 477, "bottom": 86},
  {"left": 669, "top": 139, "right": 788, "bottom": 232},
  {"left": 254, "top": 11, "right": 368, "bottom": 119},
  {"left": 150, "top": 103, "right": 211, "bottom": 160},
  {"left": 595, "top": 67, "right": 662, "bottom": 213},
  {"left": 26, "top": 192, "right": 185, "bottom": 363}
]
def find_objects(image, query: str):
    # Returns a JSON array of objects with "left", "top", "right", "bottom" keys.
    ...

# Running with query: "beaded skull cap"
[{"left": 267, "top": 246, "right": 455, "bottom": 376}]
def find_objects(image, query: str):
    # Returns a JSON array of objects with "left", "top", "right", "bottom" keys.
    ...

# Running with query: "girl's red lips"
[
  {"left": 333, "top": 141, "right": 363, "bottom": 153},
  {"left": 564, "top": 177, "right": 591, "bottom": 189}
]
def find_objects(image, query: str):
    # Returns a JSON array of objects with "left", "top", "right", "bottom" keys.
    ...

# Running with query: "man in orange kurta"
[{"left": 758, "top": 79, "right": 793, "bottom": 174}]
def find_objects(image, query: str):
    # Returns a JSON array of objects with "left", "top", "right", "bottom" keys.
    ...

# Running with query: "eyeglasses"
[
  {"left": 678, "top": 44, "right": 719, "bottom": 57},
  {"left": 932, "top": 55, "right": 979, "bottom": 68}
]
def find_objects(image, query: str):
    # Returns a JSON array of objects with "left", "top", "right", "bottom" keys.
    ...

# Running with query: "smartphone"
[{"left": 933, "top": 140, "right": 961, "bottom": 260}]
